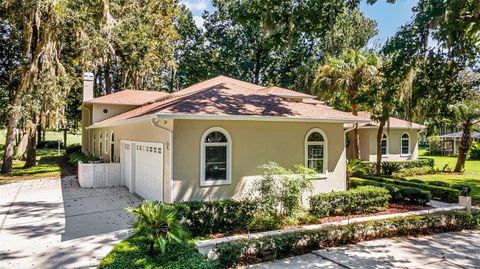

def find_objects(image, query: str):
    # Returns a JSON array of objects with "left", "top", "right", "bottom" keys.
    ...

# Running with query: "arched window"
[
  {"left": 200, "top": 127, "right": 232, "bottom": 186},
  {"left": 110, "top": 131, "right": 115, "bottom": 162},
  {"left": 305, "top": 128, "right": 328, "bottom": 175},
  {"left": 401, "top": 132, "right": 410, "bottom": 156},
  {"left": 381, "top": 133, "right": 388, "bottom": 156}
]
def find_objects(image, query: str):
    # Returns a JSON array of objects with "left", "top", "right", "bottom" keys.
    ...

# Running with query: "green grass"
[
  {"left": 99, "top": 235, "right": 218, "bottom": 269},
  {"left": 0, "top": 129, "right": 81, "bottom": 146},
  {"left": 408, "top": 146, "right": 480, "bottom": 200}
]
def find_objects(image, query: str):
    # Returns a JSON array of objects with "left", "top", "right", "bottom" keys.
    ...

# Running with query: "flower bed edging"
[{"left": 195, "top": 204, "right": 465, "bottom": 257}]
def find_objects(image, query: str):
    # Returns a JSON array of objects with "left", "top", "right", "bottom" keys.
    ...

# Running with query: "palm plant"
[
  {"left": 127, "top": 201, "right": 190, "bottom": 255},
  {"left": 449, "top": 102, "right": 480, "bottom": 172},
  {"left": 313, "top": 49, "right": 380, "bottom": 159},
  {"left": 346, "top": 159, "right": 368, "bottom": 188}
]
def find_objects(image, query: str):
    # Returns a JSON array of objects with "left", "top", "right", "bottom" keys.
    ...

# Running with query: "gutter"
[{"left": 151, "top": 117, "right": 174, "bottom": 203}]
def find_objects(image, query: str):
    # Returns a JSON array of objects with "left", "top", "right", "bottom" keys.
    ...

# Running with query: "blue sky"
[{"left": 181, "top": 0, "right": 417, "bottom": 45}]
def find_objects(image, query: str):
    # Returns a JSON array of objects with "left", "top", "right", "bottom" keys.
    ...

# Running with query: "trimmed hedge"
[
  {"left": 351, "top": 178, "right": 431, "bottom": 205},
  {"left": 65, "top": 143, "right": 82, "bottom": 155},
  {"left": 365, "top": 158, "right": 434, "bottom": 173},
  {"left": 451, "top": 184, "right": 473, "bottom": 195},
  {"left": 428, "top": 181, "right": 450, "bottom": 188},
  {"left": 37, "top": 140, "right": 64, "bottom": 149},
  {"left": 214, "top": 210, "right": 480, "bottom": 268},
  {"left": 310, "top": 186, "right": 390, "bottom": 217},
  {"left": 172, "top": 200, "right": 257, "bottom": 237},
  {"left": 363, "top": 175, "right": 460, "bottom": 203}
]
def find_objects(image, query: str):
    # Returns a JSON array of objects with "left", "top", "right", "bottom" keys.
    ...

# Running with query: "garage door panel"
[{"left": 134, "top": 142, "right": 163, "bottom": 201}]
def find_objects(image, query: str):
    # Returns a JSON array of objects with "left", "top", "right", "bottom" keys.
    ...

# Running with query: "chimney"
[{"left": 83, "top": 72, "right": 94, "bottom": 102}]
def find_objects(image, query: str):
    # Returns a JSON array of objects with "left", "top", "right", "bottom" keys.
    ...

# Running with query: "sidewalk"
[{"left": 247, "top": 230, "right": 480, "bottom": 269}]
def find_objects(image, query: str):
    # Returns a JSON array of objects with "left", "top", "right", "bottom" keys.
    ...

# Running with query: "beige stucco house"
[
  {"left": 346, "top": 112, "right": 425, "bottom": 162},
  {"left": 81, "top": 74, "right": 381, "bottom": 202}
]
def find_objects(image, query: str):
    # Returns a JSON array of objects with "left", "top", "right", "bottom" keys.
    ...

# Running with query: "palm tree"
[
  {"left": 127, "top": 201, "right": 190, "bottom": 255},
  {"left": 313, "top": 49, "right": 380, "bottom": 159},
  {"left": 346, "top": 159, "right": 368, "bottom": 188},
  {"left": 449, "top": 102, "right": 480, "bottom": 172}
]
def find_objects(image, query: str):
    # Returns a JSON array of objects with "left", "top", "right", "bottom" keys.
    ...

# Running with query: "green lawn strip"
[
  {"left": 0, "top": 129, "right": 81, "bottom": 147},
  {"left": 99, "top": 236, "right": 218, "bottom": 269}
]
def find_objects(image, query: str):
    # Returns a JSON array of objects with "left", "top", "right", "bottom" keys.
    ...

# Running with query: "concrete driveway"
[
  {"left": 248, "top": 230, "right": 480, "bottom": 269},
  {"left": 0, "top": 176, "right": 142, "bottom": 269}
]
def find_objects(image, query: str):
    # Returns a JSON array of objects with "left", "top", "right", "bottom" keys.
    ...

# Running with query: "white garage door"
[{"left": 121, "top": 141, "right": 164, "bottom": 201}]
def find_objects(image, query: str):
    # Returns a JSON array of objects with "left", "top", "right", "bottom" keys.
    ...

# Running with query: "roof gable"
[{"left": 84, "top": 89, "right": 169, "bottom": 106}]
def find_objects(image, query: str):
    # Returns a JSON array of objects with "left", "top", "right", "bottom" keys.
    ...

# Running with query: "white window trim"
[
  {"left": 400, "top": 132, "right": 411, "bottom": 157},
  {"left": 381, "top": 133, "right": 389, "bottom": 157},
  {"left": 93, "top": 133, "right": 97, "bottom": 156},
  {"left": 200, "top": 127, "right": 232, "bottom": 186},
  {"left": 304, "top": 128, "right": 328, "bottom": 179},
  {"left": 104, "top": 131, "right": 108, "bottom": 155}
]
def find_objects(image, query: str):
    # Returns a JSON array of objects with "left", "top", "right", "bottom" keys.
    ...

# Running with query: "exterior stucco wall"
[
  {"left": 172, "top": 120, "right": 347, "bottom": 202},
  {"left": 346, "top": 129, "right": 370, "bottom": 161},
  {"left": 88, "top": 121, "right": 173, "bottom": 202},
  {"left": 92, "top": 104, "right": 138, "bottom": 124}
]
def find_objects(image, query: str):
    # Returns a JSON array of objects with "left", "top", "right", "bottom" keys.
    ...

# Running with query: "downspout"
[
  {"left": 344, "top": 125, "right": 356, "bottom": 190},
  {"left": 151, "top": 117, "right": 174, "bottom": 203}
]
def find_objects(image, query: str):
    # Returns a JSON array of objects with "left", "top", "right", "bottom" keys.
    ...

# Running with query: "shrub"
[
  {"left": 381, "top": 161, "right": 402, "bottom": 175},
  {"left": 309, "top": 186, "right": 390, "bottom": 217},
  {"left": 172, "top": 200, "right": 257, "bottom": 237},
  {"left": 99, "top": 236, "right": 218, "bottom": 269},
  {"left": 409, "top": 179, "right": 425, "bottom": 184},
  {"left": 427, "top": 136, "right": 442, "bottom": 155},
  {"left": 363, "top": 175, "right": 460, "bottom": 203},
  {"left": 65, "top": 143, "right": 82, "bottom": 155},
  {"left": 351, "top": 178, "right": 431, "bottom": 205},
  {"left": 241, "top": 162, "right": 315, "bottom": 217},
  {"left": 214, "top": 210, "right": 480, "bottom": 268},
  {"left": 67, "top": 152, "right": 99, "bottom": 167},
  {"left": 469, "top": 142, "right": 480, "bottom": 160},
  {"left": 37, "top": 140, "right": 64, "bottom": 149},
  {"left": 451, "top": 184, "right": 473, "bottom": 196},
  {"left": 127, "top": 201, "right": 190, "bottom": 254},
  {"left": 365, "top": 159, "right": 434, "bottom": 174},
  {"left": 397, "top": 187, "right": 431, "bottom": 205},
  {"left": 393, "top": 166, "right": 436, "bottom": 177},
  {"left": 428, "top": 181, "right": 450, "bottom": 188}
]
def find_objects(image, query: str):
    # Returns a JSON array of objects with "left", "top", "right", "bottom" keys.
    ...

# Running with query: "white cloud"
[{"left": 182, "top": 0, "right": 207, "bottom": 11}]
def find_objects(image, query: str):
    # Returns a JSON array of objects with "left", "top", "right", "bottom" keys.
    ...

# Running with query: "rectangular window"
[
  {"left": 205, "top": 146, "right": 227, "bottom": 181},
  {"left": 307, "top": 144, "right": 324, "bottom": 172},
  {"left": 381, "top": 140, "right": 387, "bottom": 155},
  {"left": 402, "top": 140, "right": 409, "bottom": 155}
]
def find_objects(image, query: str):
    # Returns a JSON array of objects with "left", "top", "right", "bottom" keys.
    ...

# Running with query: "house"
[
  {"left": 81, "top": 74, "right": 371, "bottom": 202},
  {"left": 439, "top": 131, "right": 480, "bottom": 156},
  {"left": 346, "top": 112, "right": 425, "bottom": 162}
]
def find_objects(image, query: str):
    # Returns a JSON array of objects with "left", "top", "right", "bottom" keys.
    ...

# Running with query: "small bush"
[
  {"left": 67, "top": 152, "right": 99, "bottom": 167},
  {"left": 362, "top": 175, "right": 460, "bottom": 203},
  {"left": 451, "top": 184, "right": 473, "bottom": 196},
  {"left": 469, "top": 141, "right": 480, "bottom": 160},
  {"left": 65, "top": 143, "right": 82, "bottom": 155},
  {"left": 428, "top": 181, "right": 450, "bottom": 188},
  {"left": 381, "top": 161, "right": 402, "bottom": 175},
  {"left": 409, "top": 179, "right": 425, "bottom": 184},
  {"left": 37, "top": 140, "right": 64, "bottom": 149},
  {"left": 397, "top": 187, "right": 431, "bottom": 205},
  {"left": 309, "top": 186, "right": 390, "bottom": 217},
  {"left": 214, "top": 210, "right": 480, "bottom": 268},
  {"left": 394, "top": 166, "right": 436, "bottom": 177},
  {"left": 365, "top": 159, "right": 434, "bottom": 173},
  {"left": 427, "top": 136, "right": 442, "bottom": 155},
  {"left": 351, "top": 178, "right": 430, "bottom": 204},
  {"left": 172, "top": 200, "right": 257, "bottom": 237}
]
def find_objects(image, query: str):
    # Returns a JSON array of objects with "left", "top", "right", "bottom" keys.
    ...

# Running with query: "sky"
[{"left": 181, "top": 0, "right": 418, "bottom": 45}]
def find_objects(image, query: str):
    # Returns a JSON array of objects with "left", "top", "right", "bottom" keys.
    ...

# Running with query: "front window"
[
  {"left": 305, "top": 129, "right": 327, "bottom": 176},
  {"left": 93, "top": 133, "right": 96, "bottom": 155},
  {"left": 200, "top": 127, "right": 231, "bottom": 186},
  {"left": 381, "top": 133, "right": 388, "bottom": 156},
  {"left": 110, "top": 132, "right": 115, "bottom": 162},
  {"left": 401, "top": 133, "right": 410, "bottom": 156},
  {"left": 99, "top": 133, "right": 103, "bottom": 158}
]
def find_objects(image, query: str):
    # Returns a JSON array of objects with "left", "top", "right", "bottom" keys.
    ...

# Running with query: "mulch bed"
[{"left": 207, "top": 203, "right": 432, "bottom": 239}]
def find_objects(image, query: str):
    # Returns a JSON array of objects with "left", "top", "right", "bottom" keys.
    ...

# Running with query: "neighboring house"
[
  {"left": 439, "top": 131, "right": 480, "bottom": 156},
  {"left": 81, "top": 74, "right": 369, "bottom": 202},
  {"left": 346, "top": 112, "right": 425, "bottom": 162}
]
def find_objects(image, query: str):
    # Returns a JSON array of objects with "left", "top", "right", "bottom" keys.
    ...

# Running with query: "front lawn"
[{"left": 408, "top": 147, "right": 480, "bottom": 200}]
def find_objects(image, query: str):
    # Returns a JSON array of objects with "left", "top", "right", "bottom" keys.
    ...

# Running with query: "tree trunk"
[
  {"left": 104, "top": 63, "right": 112, "bottom": 95},
  {"left": 375, "top": 120, "right": 387, "bottom": 175},
  {"left": 454, "top": 124, "right": 472, "bottom": 172},
  {"left": 24, "top": 125, "right": 37, "bottom": 169},
  {"left": 2, "top": 98, "right": 24, "bottom": 173},
  {"left": 37, "top": 124, "right": 42, "bottom": 144},
  {"left": 351, "top": 103, "right": 360, "bottom": 159},
  {"left": 63, "top": 128, "right": 67, "bottom": 148}
]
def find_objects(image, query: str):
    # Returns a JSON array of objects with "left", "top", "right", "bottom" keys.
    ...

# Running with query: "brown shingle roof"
[
  {"left": 84, "top": 90, "right": 169, "bottom": 106},
  {"left": 90, "top": 76, "right": 370, "bottom": 127},
  {"left": 258, "top": 86, "right": 315, "bottom": 99},
  {"left": 356, "top": 111, "right": 425, "bottom": 129}
]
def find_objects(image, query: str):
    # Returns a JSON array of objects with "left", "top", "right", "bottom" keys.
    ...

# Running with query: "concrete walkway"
[
  {"left": 0, "top": 176, "right": 142, "bottom": 269},
  {"left": 247, "top": 230, "right": 480, "bottom": 269}
]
